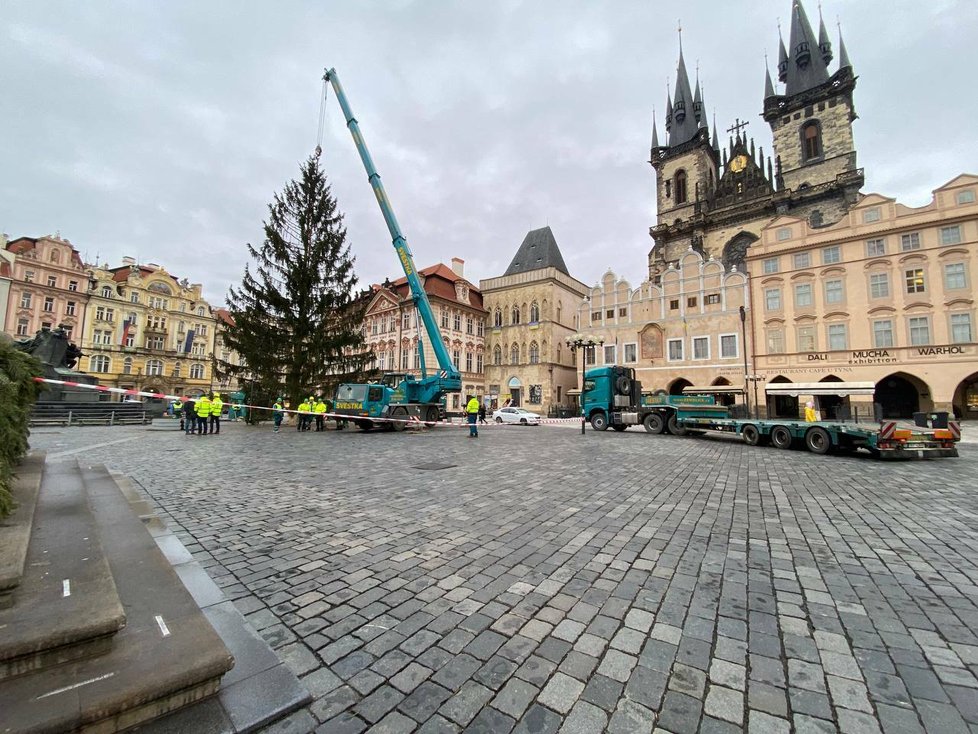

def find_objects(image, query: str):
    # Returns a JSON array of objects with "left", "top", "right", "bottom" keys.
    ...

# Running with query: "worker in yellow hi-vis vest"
[{"left": 196, "top": 394, "right": 211, "bottom": 436}]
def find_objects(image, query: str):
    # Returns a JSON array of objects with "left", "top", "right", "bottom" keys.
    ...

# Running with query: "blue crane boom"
[{"left": 323, "top": 68, "right": 461, "bottom": 429}]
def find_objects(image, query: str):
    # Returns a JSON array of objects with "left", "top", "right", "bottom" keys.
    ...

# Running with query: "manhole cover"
[{"left": 413, "top": 463, "right": 457, "bottom": 471}]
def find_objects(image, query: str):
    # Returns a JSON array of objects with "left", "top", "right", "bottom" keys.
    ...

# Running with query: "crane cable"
[{"left": 315, "top": 76, "right": 328, "bottom": 157}]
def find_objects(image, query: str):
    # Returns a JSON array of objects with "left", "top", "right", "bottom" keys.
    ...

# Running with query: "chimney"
[
  {"left": 122, "top": 256, "right": 135, "bottom": 266},
  {"left": 451, "top": 257, "right": 464, "bottom": 277}
]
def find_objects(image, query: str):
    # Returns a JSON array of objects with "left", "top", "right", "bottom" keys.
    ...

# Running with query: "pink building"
[{"left": 4, "top": 235, "right": 91, "bottom": 343}]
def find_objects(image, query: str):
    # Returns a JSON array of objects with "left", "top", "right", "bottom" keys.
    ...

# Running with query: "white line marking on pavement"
[
  {"left": 155, "top": 615, "right": 171, "bottom": 637},
  {"left": 46, "top": 436, "right": 139, "bottom": 460},
  {"left": 35, "top": 672, "right": 116, "bottom": 699},
  {"left": 62, "top": 579, "right": 70, "bottom": 597}
]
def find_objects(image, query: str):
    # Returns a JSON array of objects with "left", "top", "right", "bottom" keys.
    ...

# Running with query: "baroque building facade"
[
  {"left": 363, "top": 258, "right": 486, "bottom": 415},
  {"left": 81, "top": 258, "right": 217, "bottom": 399},
  {"left": 480, "top": 227, "right": 588, "bottom": 415}
]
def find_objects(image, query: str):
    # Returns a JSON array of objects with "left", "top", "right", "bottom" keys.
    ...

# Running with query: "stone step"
[
  {"left": 0, "top": 461, "right": 234, "bottom": 733},
  {"left": 0, "top": 452, "right": 45, "bottom": 609},
  {"left": 0, "top": 459, "right": 126, "bottom": 680}
]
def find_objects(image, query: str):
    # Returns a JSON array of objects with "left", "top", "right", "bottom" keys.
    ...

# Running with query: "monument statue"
[{"left": 13, "top": 324, "right": 96, "bottom": 401}]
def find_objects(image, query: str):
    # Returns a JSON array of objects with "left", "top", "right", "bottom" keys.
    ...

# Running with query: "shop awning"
[
  {"left": 764, "top": 381, "right": 876, "bottom": 397},
  {"left": 682, "top": 386, "right": 746, "bottom": 395}
]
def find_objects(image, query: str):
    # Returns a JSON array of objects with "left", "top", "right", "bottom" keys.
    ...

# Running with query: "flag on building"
[
  {"left": 121, "top": 318, "right": 134, "bottom": 345},
  {"left": 183, "top": 329, "right": 195, "bottom": 353}
]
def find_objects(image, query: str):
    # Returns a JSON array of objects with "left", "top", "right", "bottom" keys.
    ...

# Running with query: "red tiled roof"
[
  {"left": 109, "top": 265, "right": 180, "bottom": 283},
  {"left": 215, "top": 308, "right": 235, "bottom": 326},
  {"left": 389, "top": 264, "right": 485, "bottom": 311}
]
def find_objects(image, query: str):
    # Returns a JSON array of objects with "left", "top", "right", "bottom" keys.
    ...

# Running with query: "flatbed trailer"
[{"left": 674, "top": 413, "right": 961, "bottom": 459}]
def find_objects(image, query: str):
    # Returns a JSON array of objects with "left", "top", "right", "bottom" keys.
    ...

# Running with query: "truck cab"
[{"left": 581, "top": 366, "right": 643, "bottom": 431}]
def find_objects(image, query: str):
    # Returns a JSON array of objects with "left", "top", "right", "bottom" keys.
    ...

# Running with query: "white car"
[{"left": 492, "top": 407, "right": 541, "bottom": 425}]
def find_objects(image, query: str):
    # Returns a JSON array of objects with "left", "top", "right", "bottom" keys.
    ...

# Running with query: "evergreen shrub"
[{"left": 0, "top": 339, "right": 42, "bottom": 517}]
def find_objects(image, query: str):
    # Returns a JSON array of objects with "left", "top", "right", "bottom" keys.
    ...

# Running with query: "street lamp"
[
  {"left": 566, "top": 334, "right": 604, "bottom": 435},
  {"left": 739, "top": 306, "right": 751, "bottom": 419}
]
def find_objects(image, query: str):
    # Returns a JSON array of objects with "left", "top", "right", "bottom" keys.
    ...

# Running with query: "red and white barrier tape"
[{"left": 31, "top": 376, "right": 582, "bottom": 429}]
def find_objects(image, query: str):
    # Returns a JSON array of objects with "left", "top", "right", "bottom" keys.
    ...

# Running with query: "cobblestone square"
[{"left": 31, "top": 422, "right": 978, "bottom": 733}]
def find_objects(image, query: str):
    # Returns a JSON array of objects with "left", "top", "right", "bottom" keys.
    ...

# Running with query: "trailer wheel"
[
  {"left": 770, "top": 425, "right": 792, "bottom": 450},
  {"left": 805, "top": 427, "right": 831, "bottom": 455},
  {"left": 643, "top": 413, "right": 665, "bottom": 434},
  {"left": 742, "top": 424, "right": 761, "bottom": 446},
  {"left": 423, "top": 406, "right": 440, "bottom": 427},
  {"left": 590, "top": 412, "right": 608, "bottom": 431},
  {"left": 667, "top": 413, "right": 688, "bottom": 436},
  {"left": 612, "top": 424, "right": 627, "bottom": 432},
  {"left": 390, "top": 406, "right": 408, "bottom": 432}
]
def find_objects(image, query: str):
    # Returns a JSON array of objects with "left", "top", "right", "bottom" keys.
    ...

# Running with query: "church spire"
[
  {"left": 711, "top": 112, "right": 719, "bottom": 152},
  {"left": 837, "top": 24, "right": 852, "bottom": 70},
  {"left": 777, "top": 26, "right": 789, "bottom": 82},
  {"left": 785, "top": 0, "right": 830, "bottom": 95},
  {"left": 667, "top": 27, "right": 699, "bottom": 147},
  {"left": 817, "top": 5, "right": 833, "bottom": 65},
  {"left": 651, "top": 110, "right": 660, "bottom": 149},
  {"left": 664, "top": 83, "right": 673, "bottom": 134},
  {"left": 764, "top": 62, "right": 776, "bottom": 99}
]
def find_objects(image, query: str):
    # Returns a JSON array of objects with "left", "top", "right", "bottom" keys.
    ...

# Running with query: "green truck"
[{"left": 580, "top": 365, "right": 728, "bottom": 433}]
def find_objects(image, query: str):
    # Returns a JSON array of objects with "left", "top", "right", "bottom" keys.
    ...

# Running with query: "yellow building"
[{"left": 80, "top": 258, "right": 217, "bottom": 399}]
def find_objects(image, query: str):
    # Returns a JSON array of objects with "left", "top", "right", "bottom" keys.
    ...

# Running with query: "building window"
[
  {"left": 767, "top": 329, "right": 785, "bottom": 354},
  {"left": 196, "top": 306, "right": 204, "bottom": 316},
  {"left": 827, "top": 323, "right": 848, "bottom": 350},
  {"left": 776, "top": 227, "right": 792, "bottom": 242},
  {"left": 687, "top": 297, "right": 697, "bottom": 308},
  {"left": 797, "top": 325, "right": 816, "bottom": 352},
  {"left": 401, "top": 350, "right": 409, "bottom": 369},
  {"left": 624, "top": 343, "right": 637, "bottom": 363},
  {"left": 101, "top": 285, "right": 113, "bottom": 298},
  {"left": 510, "top": 344, "right": 519, "bottom": 365},
  {"left": 763, "top": 257, "right": 780, "bottom": 274},
  {"left": 465, "top": 351, "right": 473, "bottom": 371},
  {"left": 705, "top": 294, "right": 721, "bottom": 305},
  {"left": 957, "top": 190, "right": 976, "bottom": 205},
  {"left": 909, "top": 316, "right": 931, "bottom": 346},
  {"left": 821, "top": 246, "right": 841, "bottom": 264},
  {"left": 606, "top": 309, "right": 614, "bottom": 319},
  {"left": 585, "top": 346, "right": 596, "bottom": 366},
  {"left": 493, "top": 309, "right": 502, "bottom": 328},
  {"left": 493, "top": 345, "right": 502, "bottom": 365},
  {"left": 603, "top": 344, "right": 615, "bottom": 364},
  {"left": 451, "top": 349, "right": 460, "bottom": 369},
  {"left": 869, "top": 273, "right": 889, "bottom": 298},
  {"left": 47, "top": 275, "right": 57, "bottom": 287},
  {"left": 900, "top": 232, "right": 921, "bottom": 251},
  {"left": 20, "top": 292, "right": 31, "bottom": 308},
  {"left": 465, "top": 316, "right": 473, "bottom": 334},
  {"left": 66, "top": 301, "right": 76, "bottom": 315},
  {"left": 825, "top": 279, "right": 844, "bottom": 304},
  {"left": 476, "top": 354, "right": 483, "bottom": 372},
  {"left": 511, "top": 306, "right": 521, "bottom": 325},
  {"left": 905, "top": 269, "right": 926, "bottom": 293},
  {"left": 667, "top": 339, "right": 684, "bottom": 361},
  {"left": 130, "top": 292, "right": 139, "bottom": 303},
  {"left": 765, "top": 288, "right": 782, "bottom": 311},
  {"left": 794, "top": 283, "right": 813, "bottom": 307},
  {"left": 190, "top": 363, "right": 205, "bottom": 379},
  {"left": 793, "top": 252, "right": 811, "bottom": 269},
  {"left": 90, "top": 356, "right": 110, "bottom": 373},
  {"left": 669, "top": 299, "right": 679, "bottom": 310},
  {"left": 720, "top": 334, "right": 737, "bottom": 358},
  {"left": 863, "top": 208, "right": 881, "bottom": 223},
  {"left": 529, "top": 302, "right": 540, "bottom": 322},
  {"left": 16, "top": 319, "right": 29, "bottom": 336},
  {"left": 675, "top": 170, "right": 688, "bottom": 204},
  {"left": 591, "top": 311, "right": 601, "bottom": 322},
  {"left": 945, "top": 263, "right": 967, "bottom": 290},
  {"left": 123, "top": 357, "right": 133, "bottom": 375},
  {"left": 402, "top": 311, "right": 411, "bottom": 329},
  {"left": 940, "top": 225, "right": 962, "bottom": 245},
  {"left": 477, "top": 319, "right": 484, "bottom": 337},
  {"left": 68, "top": 280, "right": 78, "bottom": 292},
  {"left": 43, "top": 297, "right": 54, "bottom": 312},
  {"left": 873, "top": 320, "right": 894, "bottom": 348},
  {"left": 453, "top": 313, "right": 461, "bottom": 331},
  {"left": 951, "top": 313, "right": 973, "bottom": 343},
  {"left": 440, "top": 309, "right": 449, "bottom": 329},
  {"left": 866, "top": 239, "right": 886, "bottom": 257},
  {"left": 802, "top": 121, "right": 822, "bottom": 160},
  {"left": 692, "top": 336, "right": 709, "bottom": 360},
  {"left": 24, "top": 271, "right": 34, "bottom": 283},
  {"left": 387, "top": 315, "right": 395, "bottom": 333},
  {"left": 529, "top": 342, "right": 540, "bottom": 364}
]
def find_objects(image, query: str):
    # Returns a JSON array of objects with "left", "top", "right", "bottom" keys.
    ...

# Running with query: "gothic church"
[{"left": 648, "top": 0, "right": 864, "bottom": 278}]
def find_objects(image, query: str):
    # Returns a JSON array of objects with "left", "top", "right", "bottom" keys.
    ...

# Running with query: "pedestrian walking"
[
  {"left": 273, "top": 398, "right": 285, "bottom": 432},
  {"left": 196, "top": 393, "right": 212, "bottom": 435},
  {"left": 184, "top": 397, "right": 197, "bottom": 435},
  {"left": 210, "top": 392, "right": 223, "bottom": 434},
  {"left": 466, "top": 394, "right": 480, "bottom": 437},
  {"left": 314, "top": 397, "right": 327, "bottom": 432},
  {"left": 478, "top": 402, "right": 487, "bottom": 424}
]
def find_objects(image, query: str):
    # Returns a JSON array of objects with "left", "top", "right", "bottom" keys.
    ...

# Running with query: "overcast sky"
[{"left": 3, "top": 1, "right": 976, "bottom": 306}]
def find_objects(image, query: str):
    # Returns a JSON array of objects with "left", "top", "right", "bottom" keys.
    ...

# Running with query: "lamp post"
[
  {"left": 739, "top": 306, "right": 751, "bottom": 419},
  {"left": 566, "top": 334, "right": 604, "bottom": 435}
]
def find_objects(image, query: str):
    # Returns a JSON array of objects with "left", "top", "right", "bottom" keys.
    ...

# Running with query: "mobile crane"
[{"left": 324, "top": 68, "right": 461, "bottom": 430}]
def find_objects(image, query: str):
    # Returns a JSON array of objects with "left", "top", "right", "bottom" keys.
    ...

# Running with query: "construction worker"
[
  {"left": 314, "top": 397, "right": 327, "bottom": 432},
  {"left": 466, "top": 394, "right": 480, "bottom": 437},
  {"left": 297, "top": 397, "right": 311, "bottom": 431},
  {"left": 804, "top": 401, "right": 818, "bottom": 422},
  {"left": 210, "top": 392, "right": 224, "bottom": 434},
  {"left": 173, "top": 398, "right": 184, "bottom": 430},
  {"left": 196, "top": 393, "right": 212, "bottom": 435},
  {"left": 184, "top": 397, "right": 196, "bottom": 434},
  {"left": 273, "top": 398, "right": 285, "bottom": 432}
]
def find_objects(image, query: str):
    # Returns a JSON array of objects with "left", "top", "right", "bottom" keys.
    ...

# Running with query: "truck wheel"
[
  {"left": 615, "top": 376, "right": 632, "bottom": 395},
  {"left": 805, "top": 427, "right": 831, "bottom": 455},
  {"left": 770, "top": 425, "right": 792, "bottom": 449},
  {"left": 612, "top": 424, "right": 627, "bottom": 432},
  {"left": 423, "top": 407, "right": 439, "bottom": 427},
  {"left": 390, "top": 406, "right": 407, "bottom": 432},
  {"left": 590, "top": 412, "right": 608, "bottom": 431},
  {"left": 643, "top": 413, "right": 665, "bottom": 434},
  {"left": 742, "top": 424, "right": 760, "bottom": 446},
  {"left": 667, "top": 414, "right": 687, "bottom": 436}
]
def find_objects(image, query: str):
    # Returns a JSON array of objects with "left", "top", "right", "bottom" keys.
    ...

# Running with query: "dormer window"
[
  {"left": 673, "top": 99, "right": 686, "bottom": 123},
  {"left": 795, "top": 41, "right": 811, "bottom": 68}
]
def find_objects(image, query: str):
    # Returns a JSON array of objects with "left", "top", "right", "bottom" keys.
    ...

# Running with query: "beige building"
[
  {"left": 363, "top": 259, "right": 486, "bottom": 415},
  {"left": 747, "top": 175, "right": 978, "bottom": 420},
  {"left": 81, "top": 258, "right": 218, "bottom": 399},
  {"left": 575, "top": 250, "right": 752, "bottom": 406},
  {"left": 3, "top": 235, "right": 91, "bottom": 343},
  {"left": 481, "top": 227, "right": 587, "bottom": 416}
]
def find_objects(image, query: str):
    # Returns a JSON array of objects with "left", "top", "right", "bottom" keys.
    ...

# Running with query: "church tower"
[
  {"left": 764, "top": 1, "right": 863, "bottom": 222},
  {"left": 648, "top": 37, "right": 719, "bottom": 276}
]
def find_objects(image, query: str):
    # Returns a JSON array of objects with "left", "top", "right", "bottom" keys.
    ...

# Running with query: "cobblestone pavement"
[{"left": 30, "top": 421, "right": 978, "bottom": 734}]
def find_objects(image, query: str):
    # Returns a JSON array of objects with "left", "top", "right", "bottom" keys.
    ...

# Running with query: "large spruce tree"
[{"left": 221, "top": 152, "right": 371, "bottom": 410}]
